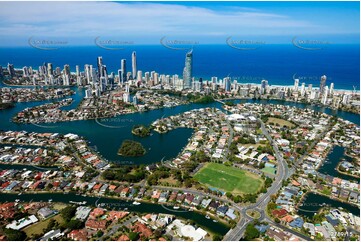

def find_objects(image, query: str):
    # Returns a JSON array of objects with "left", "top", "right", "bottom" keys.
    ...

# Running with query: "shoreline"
[
  {"left": 1, "top": 190, "right": 232, "bottom": 229},
  {"left": 2, "top": 80, "right": 358, "bottom": 93},
  {"left": 11, "top": 96, "right": 360, "bottom": 125}
]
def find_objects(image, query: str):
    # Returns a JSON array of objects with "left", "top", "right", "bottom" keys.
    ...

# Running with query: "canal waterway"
[
  {"left": 298, "top": 192, "right": 360, "bottom": 218},
  {"left": 0, "top": 192, "right": 229, "bottom": 236},
  {"left": 318, "top": 146, "right": 358, "bottom": 182}
]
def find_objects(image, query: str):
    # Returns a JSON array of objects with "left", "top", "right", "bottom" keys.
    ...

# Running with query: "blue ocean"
[{"left": 0, "top": 44, "right": 359, "bottom": 90}]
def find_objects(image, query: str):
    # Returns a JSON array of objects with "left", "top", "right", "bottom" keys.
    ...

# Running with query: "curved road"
[{"left": 223, "top": 119, "right": 312, "bottom": 241}]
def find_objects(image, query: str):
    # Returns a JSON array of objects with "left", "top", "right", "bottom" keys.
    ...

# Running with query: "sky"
[{"left": 0, "top": 1, "right": 359, "bottom": 46}]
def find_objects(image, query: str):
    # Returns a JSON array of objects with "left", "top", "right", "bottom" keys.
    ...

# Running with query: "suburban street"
[{"left": 223, "top": 119, "right": 300, "bottom": 241}]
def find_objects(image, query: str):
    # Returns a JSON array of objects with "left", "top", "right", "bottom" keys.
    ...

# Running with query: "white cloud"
[{"left": 0, "top": 1, "right": 321, "bottom": 40}]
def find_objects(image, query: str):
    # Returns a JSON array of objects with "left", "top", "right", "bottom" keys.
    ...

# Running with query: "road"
[
  {"left": 223, "top": 119, "right": 306, "bottom": 241},
  {"left": 293, "top": 124, "right": 332, "bottom": 169}
]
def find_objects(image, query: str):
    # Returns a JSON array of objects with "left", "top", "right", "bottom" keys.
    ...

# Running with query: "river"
[
  {"left": 318, "top": 146, "right": 358, "bottom": 182},
  {"left": 0, "top": 192, "right": 229, "bottom": 236},
  {"left": 298, "top": 192, "right": 360, "bottom": 218},
  {"left": 1, "top": 85, "right": 359, "bottom": 165},
  {"left": 1, "top": 82, "right": 360, "bottom": 230}
]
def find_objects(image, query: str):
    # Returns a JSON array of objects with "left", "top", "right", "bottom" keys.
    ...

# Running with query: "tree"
[
  {"left": 66, "top": 219, "right": 84, "bottom": 230},
  {"left": 244, "top": 224, "right": 260, "bottom": 240},
  {"left": 213, "top": 234, "right": 223, "bottom": 241},
  {"left": 96, "top": 230, "right": 104, "bottom": 237},
  {"left": 3, "top": 228, "right": 26, "bottom": 241},
  {"left": 233, "top": 195, "right": 242, "bottom": 203},
  {"left": 46, "top": 218, "right": 57, "bottom": 232},
  {"left": 226, "top": 192, "right": 233, "bottom": 199},
  {"left": 128, "top": 232, "right": 139, "bottom": 241},
  {"left": 61, "top": 206, "right": 77, "bottom": 221}
]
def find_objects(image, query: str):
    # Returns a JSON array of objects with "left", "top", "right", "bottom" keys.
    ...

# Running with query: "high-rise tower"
[
  {"left": 320, "top": 75, "right": 327, "bottom": 94},
  {"left": 132, "top": 51, "right": 137, "bottom": 80},
  {"left": 183, "top": 50, "right": 193, "bottom": 89},
  {"left": 120, "top": 59, "right": 127, "bottom": 84}
]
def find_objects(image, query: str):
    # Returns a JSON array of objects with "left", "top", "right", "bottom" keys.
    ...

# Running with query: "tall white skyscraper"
[
  {"left": 260, "top": 79, "right": 268, "bottom": 94},
  {"left": 320, "top": 75, "right": 327, "bottom": 94},
  {"left": 120, "top": 59, "right": 126, "bottom": 84},
  {"left": 47, "top": 63, "right": 53, "bottom": 77},
  {"left": 211, "top": 76, "right": 218, "bottom": 84},
  {"left": 300, "top": 82, "right": 306, "bottom": 96},
  {"left": 144, "top": 72, "right": 150, "bottom": 83},
  {"left": 84, "top": 64, "right": 91, "bottom": 85},
  {"left": 132, "top": 51, "right": 137, "bottom": 80},
  {"left": 322, "top": 86, "right": 329, "bottom": 104},
  {"left": 293, "top": 79, "right": 299, "bottom": 91},
  {"left": 137, "top": 70, "right": 142, "bottom": 82},
  {"left": 183, "top": 50, "right": 193, "bottom": 89},
  {"left": 308, "top": 84, "right": 313, "bottom": 92},
  {"left": 330, "top": 83, "right": 334, "bottom": 95},
  {"left": 342, "top": 94, "right": 350, "bottom": 104},
  {"left": 75, "top": 65, "right": 80, "bottom": 77}
]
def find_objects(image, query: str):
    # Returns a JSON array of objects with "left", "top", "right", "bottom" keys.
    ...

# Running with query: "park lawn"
[
  {"left": 194, "top": 163, "right": 263, "bottom": 194},
  {"left": 52, "top": 203, "right": 67, "bottom": 211},
  {"left": 159, "top": 176, "right": 179, "bottom": 186},
  {"left": 23, "top": 214, "right": 64, "bottom": 237},
  {"left": 267, "top": 117, "right": 295, "bottom": 128}
]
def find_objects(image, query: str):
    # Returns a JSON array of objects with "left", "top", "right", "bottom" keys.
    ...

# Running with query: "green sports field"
[{"left": 194, "top": 163, "right": 263, "bottom": 194}]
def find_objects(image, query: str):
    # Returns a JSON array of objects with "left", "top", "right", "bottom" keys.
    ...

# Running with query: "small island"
[
  {"left": 132, "top": 125, "right": 151, "bottom": 137},
  {"left": 118, "top": 140, "right": 146, "bottom": 157},
  {"left": 187, "top": 94, "right": 215, "bottom": 104}
]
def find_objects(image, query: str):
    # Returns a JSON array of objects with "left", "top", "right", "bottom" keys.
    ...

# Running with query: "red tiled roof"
[
  {"left": 117, "top": 235, "right": 130, "bottom": 241},
  {"left": 133, "top": 222, "right": 153, "bottom": 238},
  {"left": 272, "top": 209, "right": 288, "bottom": 218},
  {"left": 68, "top": 229, "right": 88, "bottom": 241}
]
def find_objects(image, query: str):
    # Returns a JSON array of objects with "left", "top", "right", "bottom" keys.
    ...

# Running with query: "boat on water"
[
  {"left": 132, "top": 201, "right": 141, "bottom": 205},
  {"left": 124, "top": 208, "right": 128, "bottom": 210},
  {"left": 69, "top": 201, "right": 87, "bottom": 205},
  {"left": 213, "top": 220, "right": 218, "bottom": 223},
  {"left": 17, "top": 193, "right": 22, "bottom": 196},
  {"left": 48, "top": 199, "right": 53, "bottom": 203},
  {"left": 205, "top": 215, "right": 210, "bottom": 219},
  {"left": 15, "top": 199, "right": 20, "bottom": 203},
  {"left": 173, "top": 206, "right": 180, "bottom": 210}
]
